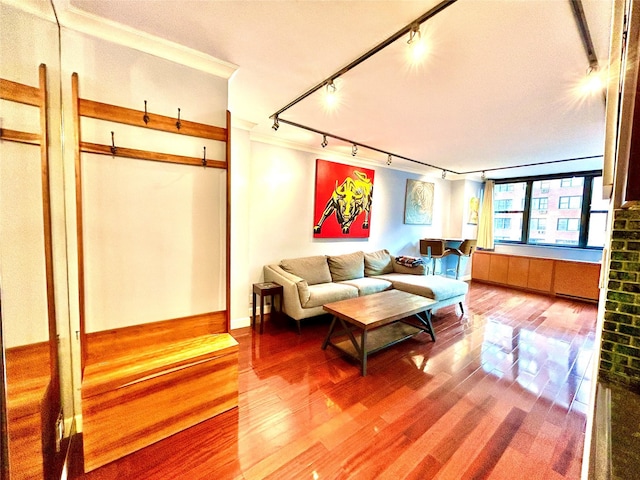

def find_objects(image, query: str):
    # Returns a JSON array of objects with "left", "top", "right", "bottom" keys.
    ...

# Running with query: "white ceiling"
[{"left": 67, "top": 0, "right": 614, "bottom": 179}]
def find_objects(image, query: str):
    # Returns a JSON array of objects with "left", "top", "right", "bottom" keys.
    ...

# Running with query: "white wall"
[
  {"left": 229, "top": 139, "right": 451, "bottom": 325},
  {"left": 60, "top": 28, "right": 229, "bottom": 333},
  {"left": 0, "top": 4, "right": 60, "bottom": 347}
]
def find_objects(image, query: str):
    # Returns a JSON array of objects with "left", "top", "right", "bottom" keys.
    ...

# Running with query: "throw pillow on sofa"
[
  {"left": 364, "top": 249, "right": 394, "bottom": 276},
  {"left": 328, "top": 251, "right": 365, "bottom": 282},
  {"left": 280, "top": 255, "right": 332, "bottom": 285},
  {"left": 391, "top": 257, "right": 427, "bottom": 275}
]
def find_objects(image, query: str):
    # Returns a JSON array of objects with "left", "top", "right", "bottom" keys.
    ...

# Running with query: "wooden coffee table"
[{"left": 321, "top": 289, "right": 437, "bottom": 376}]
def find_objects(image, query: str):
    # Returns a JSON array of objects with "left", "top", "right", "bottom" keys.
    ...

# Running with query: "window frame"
[{"left": 493, "top": 170, "right": 603, "bottom": 249}]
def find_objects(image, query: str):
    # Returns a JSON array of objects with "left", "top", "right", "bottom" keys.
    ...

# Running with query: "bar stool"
[
  {"left": 419, "top": 239, "right": 451, "bottom": 275},
  {"left": 448, "top": 239, "right": 477, "bottom": 279}
]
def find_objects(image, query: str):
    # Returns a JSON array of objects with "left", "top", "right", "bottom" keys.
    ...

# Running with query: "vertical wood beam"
[
  {"left": 72, "top": 73, "right": 87, "bottom": 372},
  {"left": 226, "top": 110, "right": 231, "bottom": 333},
  {"left": 39, "top": 64, "right": 59, "bottom": 397}
]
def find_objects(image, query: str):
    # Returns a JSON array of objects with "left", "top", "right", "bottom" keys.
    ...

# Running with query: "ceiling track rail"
[
  {"left": 278, "top": 117, "right": 603, "bottom": 177},
  {"left": 271, "top": 0, "right": 604, "bottom": 177},
  {"left": 270, "top": 0, "right": 459, "bottom": 120}
]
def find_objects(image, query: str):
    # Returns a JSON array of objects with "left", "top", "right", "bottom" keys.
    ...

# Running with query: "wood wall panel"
[
  {"left": 86, "top": 311, "right": 227, "bottom": 364},
  {"left": 488, "top": 255, "right": 509, "bottom": 284},
  {"left": 507, "top": 256, "right": 529, "bottom": 288},
  {"left": 5, "top": 342, "right": 50, "bottom": 480},
  {"left": 471, "top": 251, "right": 600, "bottom": 302},
  {"left": 82, "top": 333, "right": 238, "bottom": 472},
  {"left": 527, "top": 258, "right": 554, "bottom": 292},
  {"left": 553, "top": 261, "right": 601, "bottom": 301},
  {"left": 472, "top": 251, "right": 491, "bottom": 281}
]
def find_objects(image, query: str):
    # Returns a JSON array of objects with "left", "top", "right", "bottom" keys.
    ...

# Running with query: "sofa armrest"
[{"left": 263, "top": 264, "right": 310, "bottom": 315}]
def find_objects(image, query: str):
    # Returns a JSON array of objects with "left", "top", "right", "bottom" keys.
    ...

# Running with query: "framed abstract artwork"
[
  {"left": 468, "top": 196, "right": 480, "bottom": 225},
  {"left": 404, "top": 179, "right": 434, "bottom": 225},
  {"left": 313, "top": 159, "right": 375, "bottom": 238}
]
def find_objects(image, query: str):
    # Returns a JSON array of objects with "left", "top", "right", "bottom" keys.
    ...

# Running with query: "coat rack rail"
[
  {"left": 80, "top": 141, "right": 226, "bottom": 169},
  {"left": 0, "top": 128, "right": 41, "bottom": 146},
  {"left": 79, "top": 98, "right": 227, "bottom": 142},
  {"left": 0, "top": 78, "right": 42, "bottom": 107}
]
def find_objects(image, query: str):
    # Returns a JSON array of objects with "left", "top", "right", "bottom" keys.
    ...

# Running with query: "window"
[
  {"left": 588, "top": 176, "right": 609, "bottom": 248},
  {"left": 495, "top": 218, "right": 511, "bottom": 229},
  {"left": 495, "top": 199, "right": 513, "bottom": 210},
  {"left": 531, "top": 197, "right": 548, "bottom": 210},
  {"left": 560, "top": 177, "right": 584, "bottom": 187},
  {"left": 493, "top": 181, "right": 526, "bottom": 241},
  {"left": 559, "top": 196, "right": 581, "bottom": 209},
  {"left": 557, "top": 218, "right": 580, "bottom": 231},
  {"left": 493, "top": 172, "right": 605, "bottom": 249},
  {"left": 531, "top": 218, "right": 546, "bottom": 231}
]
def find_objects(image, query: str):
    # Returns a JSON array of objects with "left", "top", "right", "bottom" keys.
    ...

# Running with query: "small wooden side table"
[{"left": 252, "top": 282, "right": 283, "bottom": 334}]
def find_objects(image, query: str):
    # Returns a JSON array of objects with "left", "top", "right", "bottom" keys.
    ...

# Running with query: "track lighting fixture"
[
  {"left": 326, "top": 79, "right": 336, "bottom": 94},
  {"left": 387, "top": 154, "right": 392, "bottom": 166},
  {"left": 321, "top": 134, "right": 328, "bottom": 148},
  {"left": 441, "top": 170, "right": 446, "bottom": 179},
  {"left": 352, "top": 144, "right": 358, "bottom": 156},
  {"left": 407, "top": 23, "right": 420, "bottom": 44},
  {"left": 272, "top": 116, "right": 279, "bottom": 131},
  {"left": 481, "top": 171, "right": 486, "bottom": 181}
]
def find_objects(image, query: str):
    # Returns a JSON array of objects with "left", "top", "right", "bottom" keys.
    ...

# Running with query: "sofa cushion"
[
  {"left": 280, "top": 255, "right": 332, "bottom": 285},
  {"left": 391, "top": 256, "right": 427, "bottom": 275},
  {"left": 375, "top": 274, "right": 468, "bottom": 300},
  {"left": 364, "top": 249, "right": 394, "bottom": 276},
  {"left": 339, "top": 277, "right": 392, "bottom": 296},
  {"left": 302, "top": 283, "right": 358, "bottom": 308},
  {"left": 327, "top": 251, "right": 365, "bottom": 282}
]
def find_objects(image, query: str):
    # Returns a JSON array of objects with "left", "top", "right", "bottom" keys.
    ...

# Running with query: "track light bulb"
[
  {"left": 321, "top": 135, "right": 328, "bottom": 148},
  {"left": 352, "top": 144, "right": 358, "bottom": 156},
  {"left": 441, "top": 170, "right": 446, "bottom": 179},
  {"left": 272, "top": 116, "right": 279, "bottom": 131},
  {"left": 481, "top": 171, "right": 486, "bottom": 181},
  {"left": 325, "top": 80, "right": 338, "bottom": 109},
  {"left": 387, "top": 155, "right": 392, "bottom": 165}
]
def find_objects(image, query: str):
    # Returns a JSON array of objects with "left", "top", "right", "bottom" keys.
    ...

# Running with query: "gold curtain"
[{"left": 477, "top": 180, "right": 494, "bottom": 249}]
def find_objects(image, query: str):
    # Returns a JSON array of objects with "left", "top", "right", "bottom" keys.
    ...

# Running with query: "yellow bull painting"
[{"left": 314, "top": 170, "right": 373, "bottom": 235}]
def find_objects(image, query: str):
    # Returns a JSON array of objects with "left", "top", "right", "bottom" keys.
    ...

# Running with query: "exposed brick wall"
[{"left": 601, "top": 208, "right": 640, "bottom": 390}]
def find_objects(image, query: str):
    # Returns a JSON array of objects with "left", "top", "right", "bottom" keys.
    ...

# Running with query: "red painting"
[{"left": 313, "top": 159, "right": 375, "bottom": 238}]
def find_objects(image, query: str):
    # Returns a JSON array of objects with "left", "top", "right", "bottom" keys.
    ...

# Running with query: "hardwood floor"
[{"left": 71, "top": 282, "right": 598, "bottom": 479}]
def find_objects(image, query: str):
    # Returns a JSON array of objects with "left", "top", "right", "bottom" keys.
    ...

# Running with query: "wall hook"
[
  {"left": 202, "top": 146, "right": 207, "bottom": 167},
  {"left": 143, "top": 100, "right": 150, "bottom": 124},
  {"left": 110, "top": 131, "right": 117, "bottom": 155},
  {"left": 176, "top": 108, "right": 182, "bottom": 130}
]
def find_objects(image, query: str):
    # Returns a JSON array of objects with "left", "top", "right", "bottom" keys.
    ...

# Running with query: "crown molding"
[
  {"left": 231, "top": 117, "right": 257, "bottom": 132},
  {"left": 1, "top": 0, "right": 57, "bottom": 22},
  {"left": 51, "top": 1, "right": 238, "bottom": 79}
]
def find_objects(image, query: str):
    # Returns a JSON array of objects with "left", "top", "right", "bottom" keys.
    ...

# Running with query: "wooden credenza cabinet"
[{"left": 472, "top": 250, "right": 601, "bottom": 302}]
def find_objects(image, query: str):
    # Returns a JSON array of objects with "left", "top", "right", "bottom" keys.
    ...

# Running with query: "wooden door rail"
[
  {"left": 0, "top": 77, "right": 44, "bottom": 146},
  {"left": 79, "top": 98, "right": 227, "bottom": 141},
  {"left": 0, "top": 77, "right": 42, "bottom": 106},
  {"left": 80, "top": 141, "right": 226, "bottom": 169},
  {"left": 0, "top": 128, "right": 40, "bottom": 146}
]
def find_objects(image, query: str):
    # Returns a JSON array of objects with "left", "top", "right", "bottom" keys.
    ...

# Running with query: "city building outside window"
[{"left": 492, "top": 172, "right": 605, "bottom": 248}]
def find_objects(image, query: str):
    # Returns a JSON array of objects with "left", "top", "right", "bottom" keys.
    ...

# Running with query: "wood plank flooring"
[{"left": 71, "top": 282, "right": 598, "bottom": 479}]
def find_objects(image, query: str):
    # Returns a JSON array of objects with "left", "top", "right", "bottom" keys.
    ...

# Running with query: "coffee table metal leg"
[
  {"left": 414, "top": 310, "right": 436, "bottom": 342},
  {"left": 322, "top": 316, "right": 338, "bottom": 349}
]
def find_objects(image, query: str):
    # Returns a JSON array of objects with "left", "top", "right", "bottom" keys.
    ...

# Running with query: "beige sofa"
[{"left": 264, "top": 249, "right": 468, "bottom": 332}]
